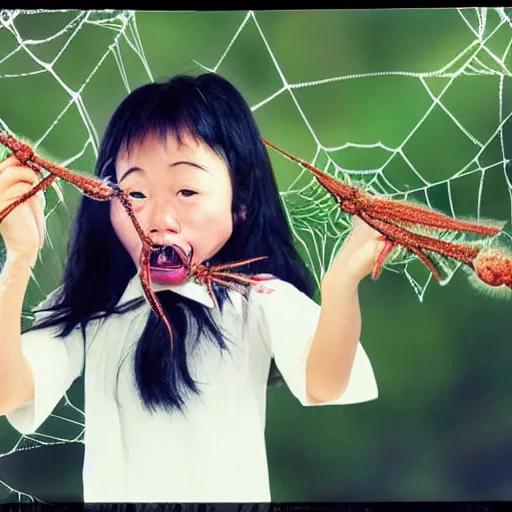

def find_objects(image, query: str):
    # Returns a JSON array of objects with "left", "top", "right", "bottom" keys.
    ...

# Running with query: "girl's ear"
[{"left": 234, "top": 204, "right": 247, "bottom": 224}]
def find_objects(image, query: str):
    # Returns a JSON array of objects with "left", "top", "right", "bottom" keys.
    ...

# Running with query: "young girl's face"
[{"left": 111, "top": 131, "right": 234, "bottom": 285}]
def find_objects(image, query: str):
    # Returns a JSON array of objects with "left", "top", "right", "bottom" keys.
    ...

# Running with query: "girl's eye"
[
  {"left": 179, "top": 190, "right": 197, "bottom": 198},
  {"left": 129, "top": 191, "right": 146, "bottom": 200}
]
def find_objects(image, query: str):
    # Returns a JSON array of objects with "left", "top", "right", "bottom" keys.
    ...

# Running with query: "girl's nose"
[{"left": 148, "top": 200, "right": 181, "bottom": 235}]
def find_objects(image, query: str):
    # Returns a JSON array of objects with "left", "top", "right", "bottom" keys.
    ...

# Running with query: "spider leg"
[
  {"left": 369, "top": 196, "right": 503, "bottom": 237},
  {"left": 207, "top": 276, "right": 253, "bottom": 301},
  {"left": 206, "top": 278, "right": 220, "bottom": 310},
  {"left": 210, "top": 276, "right": 250, "bottom": 295},
  {"left": 188, "top": 257, "right": 272, "bottom": 308},
  {"left": 120, "top": 198, "right": 172, "bottom": 343},
  {"left": 359, "top": 213, "right": 399, "bottom": 279},
  {"left": 365, "top": 215, "right": 479, "bottom": 265},
  {"left": 111, "top": 184, "right": 174, "bottom": 345},
  {"left": 188, "top": 265, "right": 246, "bottom": 303},
  {"left": 113, "top": 185, "right": 153, "bottom": 246},
  {"left": 361, "top": 213, "right": 445, "bottom": 282},
  {"left": 0, "top": 173, "right": 57, "bottom": 223},
  {"left": 203, "top": 256, "right": 268, "bottom": 273},
  {"left": 209, "top": 271, "right": 269, "bottom": 287},
  {"left": 264, "top": 136, "right": 504, "bottom": 238},
  {"left": 408, "top": 246, "right": 443, "bottom": 282},
  {"left": 139, "top": 242, "right": 174, "bottom": 346},
  {"left": 372, "top": 237, "right": 395, "bottom": 280},
  {"left": 33, "top": 155, "right": 115, "bottom": 201},
  {"left": 0, "top": 132, "right": 116, "bottom": 202},
  {"left": 262, "top": 137, "right": 353, "bottom": 200},
  {"left": 0, "top": 133, "right": 179, "bottom": 345}
]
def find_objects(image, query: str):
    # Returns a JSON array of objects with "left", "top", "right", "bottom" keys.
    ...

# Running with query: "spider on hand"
[
  {"left": 0, "top": 132, "right": 272, "bottom": 346},
  {"left": 262, "top": 138, "right": 512, "bottom": 294},
  {"left": 1, "top": 132, "right": 511, "bottom": 348}
]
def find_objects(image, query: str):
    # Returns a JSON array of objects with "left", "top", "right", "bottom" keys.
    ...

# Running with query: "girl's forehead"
[
  {"left": 116, "top": 131, "right": 213, "bottom": 165},
  {"left": 114, "top": 130, "right": 229, "bottom": 182}
]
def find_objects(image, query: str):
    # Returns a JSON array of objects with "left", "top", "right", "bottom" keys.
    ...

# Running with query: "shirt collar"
[{"left": 117, "top": 275, "right": 216, "bottom": 309}]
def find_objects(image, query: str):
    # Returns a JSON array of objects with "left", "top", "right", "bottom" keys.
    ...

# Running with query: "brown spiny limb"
[
  {"left": 367, "top": 196, "right": 503, "bottom": 237},
  {"left": 0, "top": 133, "right": 115, "bottom": 201},
  {"left": 365, "top": 215, "right": 480, "bottom": 265},
  {"left": 0, "top": 132, "right": 274, "bottom": 347},
  {"left": 0, "top": 173, "right": 57, "bottom": 223},
  {"left": 176, "top": 247, "right": 274, "bottom": 307},
  {"left": 139, "top": 241, "right": 174, "bottom": 344},
  {"left": 372, "top": 236, "right": 393, "bottom": 280},
  {"left": 262, "top": 137, "right": 512, "bottom": 291}
]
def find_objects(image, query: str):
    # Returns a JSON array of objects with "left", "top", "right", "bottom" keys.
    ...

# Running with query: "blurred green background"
[{"left": 1, "top": 8, "right": 512, "bottom": 503}]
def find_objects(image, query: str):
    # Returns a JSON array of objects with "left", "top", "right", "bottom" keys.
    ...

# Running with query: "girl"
[{"left": 0, "top": 73, "right": 381, "bottom": 503}]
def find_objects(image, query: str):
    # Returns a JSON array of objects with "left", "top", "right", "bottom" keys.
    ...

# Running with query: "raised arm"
[
  {"left": 306, "top": 216, "right": 385, "bottom": 403},
  {"left": 0, "top": 254, "right": 37, "bottom": 414},
  {"left": 0, "top": 156, "right": 46, "bottom": 415}
]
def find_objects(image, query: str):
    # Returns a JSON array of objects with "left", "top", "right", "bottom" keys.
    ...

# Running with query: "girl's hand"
[
  {"left": 323, "top": 216, "right": 386, "bottom": 291},
  {"left": 0, "top": 156, "right": 46, "bottom": 266}
]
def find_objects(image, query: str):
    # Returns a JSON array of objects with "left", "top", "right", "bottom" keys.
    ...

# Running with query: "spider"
[
  {"left": 2, "top": 132, "right": 510, "bottom": 347},
  {"left": 261, "top": 138, "right": 512, "bottom": 293},
  {"left": 0, "top": 132, "right": 273, "bottom": 346}
]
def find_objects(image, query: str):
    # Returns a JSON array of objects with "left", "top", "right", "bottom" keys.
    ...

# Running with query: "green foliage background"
[{"left": 0, "top": 8, "right": 512, "bottom": 503}]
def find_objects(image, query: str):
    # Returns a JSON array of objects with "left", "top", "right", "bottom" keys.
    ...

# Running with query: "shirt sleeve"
[
  {"left": 252, "top": 278, "right": 378, "bottom": 407},
  {"left": 5, "top": 292, "right": 85, "bottom": 435}
]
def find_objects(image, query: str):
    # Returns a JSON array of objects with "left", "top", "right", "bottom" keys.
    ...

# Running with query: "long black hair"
[{"left": 26, "top": 73, "right": 315, "bottom": 412}]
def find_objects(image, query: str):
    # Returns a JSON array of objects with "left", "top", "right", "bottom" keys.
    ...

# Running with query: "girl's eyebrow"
[
  {"left": 169, "top": 161, "right": 211, "bottom": 173},
  {"left": 119, "top": 161, "right": 211, "bottom": 183}
]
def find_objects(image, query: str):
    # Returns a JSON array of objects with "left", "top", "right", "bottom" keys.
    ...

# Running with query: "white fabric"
[{"left": 6, "top": 276, "right": 378, "bottom": 503}]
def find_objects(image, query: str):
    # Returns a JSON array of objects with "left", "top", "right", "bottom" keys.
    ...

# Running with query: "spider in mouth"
[{"left": 149, "top": 244, "right": 189, "bottom": 285}]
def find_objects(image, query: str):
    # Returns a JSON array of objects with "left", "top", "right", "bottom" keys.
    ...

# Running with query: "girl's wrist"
[{"left": 321, "top": 266, "right": 360, "bottom": 300}]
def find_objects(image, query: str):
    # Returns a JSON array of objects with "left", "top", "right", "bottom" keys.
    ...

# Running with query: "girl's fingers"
[
  {"left": 348, "top": 238, "right": 388, "bottom": 280},
  {"left": 0, "top": 161, "right": 46, "bottom": 250},
  {"left": 0, "top": 156, "right": 21, "bottom": 172},
  {"left": 27, "top": 193, "right": 46, "bottom": 250},
  {"left": 0, "top": 165, "right": 39, "bottom": 197}
]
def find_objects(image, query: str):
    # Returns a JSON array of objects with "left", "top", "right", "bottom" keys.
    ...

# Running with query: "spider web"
[{"left": 0, "top": 8, "right": 511, "bottom": 502}]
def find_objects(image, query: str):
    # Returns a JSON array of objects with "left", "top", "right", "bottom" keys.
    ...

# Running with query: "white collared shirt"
[{"left": 7, "top": 276, "right": 378, "bottom": 503}]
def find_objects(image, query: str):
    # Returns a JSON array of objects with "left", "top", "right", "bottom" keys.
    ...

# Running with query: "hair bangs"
[
  {"left": 105, "top": 81, "right": 226, "bottom": 179},
  {"left": 27, "top": 73, "right": 316, "bottom": 412}
]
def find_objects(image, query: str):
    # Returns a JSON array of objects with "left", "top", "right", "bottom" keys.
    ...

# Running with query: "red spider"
[
  {"left": 261, "top": 138, "right": 512, "bottom": 292},
  {"left": 0, "top": 132, "right": 273, "bottom": 346},
  {"left": 171, "top": 245, "right": 274, "bottom": 309}
]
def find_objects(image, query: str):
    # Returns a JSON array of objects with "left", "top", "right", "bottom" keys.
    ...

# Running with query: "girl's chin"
[{"left": 150, "top": 266, "right": 188, "bottom": 285}]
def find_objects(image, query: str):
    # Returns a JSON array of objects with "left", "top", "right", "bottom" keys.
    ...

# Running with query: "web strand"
[{"left": 0, "top": 8, "right": 511, "bottom": 502}]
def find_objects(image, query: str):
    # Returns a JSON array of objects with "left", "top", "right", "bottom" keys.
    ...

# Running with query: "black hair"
[{"left": 27, "top": 73, "right": 315, "bottom": 412}]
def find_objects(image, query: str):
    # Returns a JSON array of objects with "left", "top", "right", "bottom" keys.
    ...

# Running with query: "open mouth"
[{"left": 149, "top": 245, "right": 189, "bottom": 285}]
